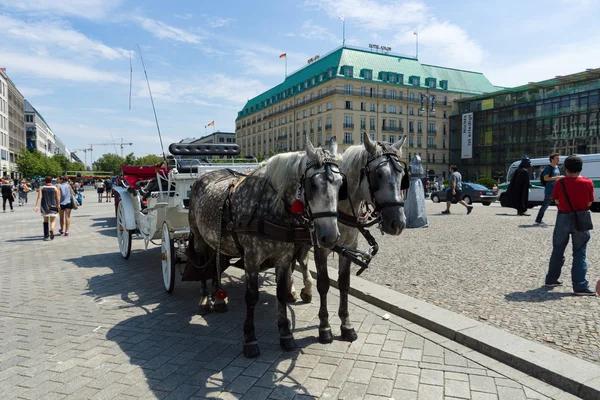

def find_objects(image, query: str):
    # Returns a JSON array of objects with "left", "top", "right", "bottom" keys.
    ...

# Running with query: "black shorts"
[
  {"left": 448, "top": 189, "right": 462, "bottom": 203},
  {"left": 61, "top": 203, "right": 73, "bottom": 210}
]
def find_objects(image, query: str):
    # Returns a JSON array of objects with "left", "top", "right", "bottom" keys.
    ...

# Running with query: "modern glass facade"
[{"left": 449, "top": 69, "right": 600, "bottom": 182}]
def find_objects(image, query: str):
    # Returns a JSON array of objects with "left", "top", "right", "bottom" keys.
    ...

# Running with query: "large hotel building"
[{"left": 236, "top": 45, "right": 499, "bottom": 180}]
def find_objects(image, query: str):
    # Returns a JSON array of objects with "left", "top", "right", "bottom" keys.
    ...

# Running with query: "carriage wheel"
[
  {"left": 117, "top": 202, "right": 132, "bottom": 260},
  {"left": 161, "top": 222, "right": 176, "bottom": 293}
]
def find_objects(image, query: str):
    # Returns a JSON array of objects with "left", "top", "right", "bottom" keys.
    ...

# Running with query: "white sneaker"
[{"left": 534, "top": 221, "right": 547, "bottom": 227}]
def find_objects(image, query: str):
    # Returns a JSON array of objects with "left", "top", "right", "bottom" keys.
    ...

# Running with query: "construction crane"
[
  {"left": 89, "top": 138, "right": 133, "bottom": 164},
  {"left": 71, "top": 147, "right": 93, "bottom": 168}
]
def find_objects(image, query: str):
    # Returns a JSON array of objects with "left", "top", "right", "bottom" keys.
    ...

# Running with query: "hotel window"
[
  {"left": 411, "top": 77, "right": 419, "bottom": 85},
  {"left": 318, "top": 119, "right": 322, "bottom": 129},
  {"left": 361, "top": 86, "right": 366, "bottom": 96},
  {"left": 398, "top": 106, "right": 403, "bottom": 114},
  {"left": 443, "top": 111, "right": 447, "bottom": 118},
  {"left": 318, "top": 105, "right": 323, "bottom": 113},
  {"left": 370, "top": 118, "right": 376, "bottom": 130},
  {"left": 370, "top": 103, "right": 376, "bottom": 112},
  {"left": 409, "top": 92, "right": 415, "bottom": 102},
  {"left": 361, "top": 102, "right": 366, "bottom": 111},
  {"left": 428, "top": 123, "right": 435, "bottom": 133},
  {"left": 344, "top": 132, "right": 353, "bottom": 144},
  {"left": 345, "top": 101, "right": 353, "bottom": 110},
  {"left": 399, "top": 120, "right": 403, "bottom": 131},
  {"left": 417, "top": 136, "right": 422, "bottom": 148},
  {"left": 319, "top": 74, "right": 323, "bottom": 82},
  {"left": 297, "top": 112, "right": 300, "bottom": 120},
  {"left": 382, "top": 89, "right": 387, "bottom": 99},
  {"left": 344, "top": 116, "right": 353, "bottom": 128},
  {"left": 418, "top": 121, "right": 422, "bottom": 133},
  {"left": 382, "top": 105, "right": 386, "bottom": 113},
  {"left": 345, "top": 85, "right": 352, "bottom": 95},
  {"left": 297, "top": 84, "right": 301, "bottom": 91},
  {"left": 390, "top": 74, "right": 396, "bottom": 83},
  {"left": 409, "top": 121, "right": 414, "bottom": 133},
  {"left": 328, "top": 69, "right": 333, "bottom": 78},
  {"left": 388, "top": 135, "right": 395, "bottom": 144},
  {"left": 304, "top": 81, "right": 308, "bottom": 89},
  {"left": 310, "top": 107, "right": 314, "bottom": 115},
  {"left": 370, "top": 134, "right": 375, "bottom": 140},
  {"left": 409, "top": 107, "right": 414, "bottom": 115},
  {"left": 326, "top": 116, "right": 332, "bottom": 126},
  {"left": 428, "top": 137, "right": 435, "bottom": 147},
  {"left": 303, "top": 110, "right": 307, "bottom": 118},
  {"left": 326, "top": 87, "right": 332, "bottom": 95},
  {"left": 364, "top": 71, "right": 372, "bottom": 80},
  {"left": 444, "top": 96, "right": 448, "bottom": 105},
  {"left": 326, "top": 102, "right": 332, "bottom": 110},
  {"left": 360, "top": 116, "right": 366, "bottom": 129},
  {"left": 344, "top": 67, "right": 353, "bottom": 77},
  {"left": 390, "top": 90, "right": 396, "bottom": 100},
  {"left": 382, "top": 73, "right": 388, "bottom": 82},
  {"left": 389, "top": 105, "right": 396, "bottom": 114},
  {"left": 443, "top": 153, "right": 446, "bottom": 163},
  {"left": 311, "top": 78, "right": 315, "bottom": 85},
  {"left": 370, "top": 87, "right": 376, "bottom": 97},
  {"left": 409, "top": 136, "right": 414, "bottom": 147}
]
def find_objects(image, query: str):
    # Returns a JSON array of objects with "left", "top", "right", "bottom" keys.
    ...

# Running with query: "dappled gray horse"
[
  {"left": 188, "top": 139, "right": 343, "bottom": 358},
  {"left": 292, "top": 132, "right": 408, "bottom": 343}
]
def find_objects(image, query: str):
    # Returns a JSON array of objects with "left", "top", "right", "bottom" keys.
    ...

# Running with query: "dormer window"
[
  {"left": 297, "top": 84, "right": 301, "bottom": 91},
  {"left": 327, "top": 69, "right": 333, "bottom": 78},
  {"left": 364, "top": 70, "right": 372, "bottom": 80},
  {"left": 410, "top": 76, "right": 420, "bottom": 86},
  {"left": 390, "top": 74, "right": 396, "bottom": 83},
  {"left": 425, "top": 77, "right": 436, "bottom": 88},
  {"left": 381, "top": 72, "right": 388, "bottom": 82},
  {"left": 440, "top": 80, "right": 449, "bottom": 90},
  {"left": 319, "top": 74, "right": 324, "bottom": 82},
  {"left": 344, "top": 66, "right": 353, "bottom": 77}
]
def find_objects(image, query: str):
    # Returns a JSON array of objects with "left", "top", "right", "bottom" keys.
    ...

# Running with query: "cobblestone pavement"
[
  {"left": 353, "top": 202, "right": 600, "bottom": 364},
  {"left": 0, "top": 201, "right": 577, "bottom": 399}
]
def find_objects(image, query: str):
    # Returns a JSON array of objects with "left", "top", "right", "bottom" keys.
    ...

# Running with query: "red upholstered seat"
[{"left": 120, "top": 165, "right": 168, "bottom": 187}]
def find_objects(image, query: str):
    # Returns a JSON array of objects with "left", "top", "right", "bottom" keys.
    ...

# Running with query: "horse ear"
[
  {"left": 392, "top": 135, "right": 407, "bottom": 155},
  {"left": 329, "top": 136, "right": 338, "bottom": 156},
  {"left": 305, "top": 139, "right": 316, "bottom": 158},
  {"left": 362, "top": 132, "right": 376, "bottom": 154}
]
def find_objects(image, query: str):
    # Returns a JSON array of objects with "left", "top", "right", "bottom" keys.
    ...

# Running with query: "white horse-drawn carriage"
[{"left": 113, "top": 143, "right": 259, "bottom": 292}]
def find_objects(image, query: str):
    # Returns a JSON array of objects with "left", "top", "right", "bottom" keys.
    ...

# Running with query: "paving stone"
[
  {"left": 391, "top": 388, "right": 418, "bottom": 400},
  {"left": 394, "top": 372, "right": 419, "bottom": 391},
  {"left": 444, "top": 379, "right": 470, "bottom": 399},
  {"left": 227, "top": 375, "right": 258, "bottom": 394},
  {"left": 338, "top": 382, "right": 367, "bottom": 399},
  {"left": 366, "top": 377, "right": 393, "bottom": 396},
  {"left": 497, "top": 386, "right": 526, "bottom": 400},
  {"left": 471, "top": 391, "right": 499, "bottom": 400},
  {"left": 420, "top": 369, "right": 444, "bottom": 386},
  {"left": 240, "top": 386, "right": 272, "bottom": 400},
  {"left": 418, "top": 383, "right": 444, "bottom": 400},
  {"left": 346, "top": 366, "right": 373, "bottom": 385},
  {"left": 469, "top": 375, "right": 498, "bottom": 394}
]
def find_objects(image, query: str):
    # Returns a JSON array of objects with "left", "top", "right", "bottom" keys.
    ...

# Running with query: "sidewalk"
[{"left": 0, "top": 202, "right": 579, "bottom": 399}]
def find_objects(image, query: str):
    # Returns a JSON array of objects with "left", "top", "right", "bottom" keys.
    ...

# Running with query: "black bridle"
[
  {"left": 359, "top": 150, "right": 408, "bottom": 213},
  {"left": 300, "top": 157, "right": 342, "bottom": 221}
]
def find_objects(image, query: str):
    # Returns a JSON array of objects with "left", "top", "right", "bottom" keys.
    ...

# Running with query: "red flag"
[
  {"left": 0, "top": 68, "right": 5, "bottom": 72},
  {"left": 413, "top": 29, "right": 418, "bottom": 36},
  {"left": 279, "top": 53, "right": 287, "bottom": 59}
]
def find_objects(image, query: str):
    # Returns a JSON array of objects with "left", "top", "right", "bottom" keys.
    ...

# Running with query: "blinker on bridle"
[
  {"left": 360, "top": 149, "right": 409, "bottom": 212},
  {"left": 296, "top": 157, "right": 341, "bottom": 220}
]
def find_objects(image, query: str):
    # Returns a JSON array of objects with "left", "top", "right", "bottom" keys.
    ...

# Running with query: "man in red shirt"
[{"left": 545, "top": 156, "right": 595, "bottom": 295}]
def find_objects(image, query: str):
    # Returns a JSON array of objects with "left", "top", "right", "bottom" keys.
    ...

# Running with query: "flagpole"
[
  {"left": 285, "top": 57, "right": 287, "bottom": 78},
  {"left": 343, "top": 19, "right": 345, "bottom": 46},
  {"left": 416, "top": 29, "right": 419, "bottom": 60}
]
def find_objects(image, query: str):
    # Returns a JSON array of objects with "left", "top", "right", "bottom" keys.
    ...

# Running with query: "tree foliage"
[
  {"left": 16, "top": 149, "right": 62, "bottom": 177},
  {"left": 476, "top": 177, "right": 498, "bottom": 189},
  {"left": 94, "top": 153, "right": 125, "bottom": 175},
  {"left": 51, "top": 154, "right": 70, "bottom": 171},
  {"left": 133, "top": 154, "right": 164, "bottom": 166}
]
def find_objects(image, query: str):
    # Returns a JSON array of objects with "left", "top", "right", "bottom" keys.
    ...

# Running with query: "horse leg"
[
  {"left": 213, "top": 255, "right": 228, "bottom": 313},
  {"left": 243, "top": 268, "right": 260, "bottom": 358},
  {"left": 338, "top": 249, "right": 357, "bottom": 342},
  {"left": 287, "top": 255, "right": 298, "bottom": 303},
  {"left": 198, "top": 275, "right": 212, "bottom": 315},
  {"left": 298, "top": 246, "right": 314, "bottom": 303},
  {"left": 315, "top": 248, "right": 333, "bottom": 343},
  {"left": 277, "top": 261, "right": 297, "bottom": 351}
]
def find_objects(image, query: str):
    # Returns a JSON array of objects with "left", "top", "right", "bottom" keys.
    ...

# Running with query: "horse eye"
[{"left": 311, "top": 183, "right": 318, "bottom": 191}]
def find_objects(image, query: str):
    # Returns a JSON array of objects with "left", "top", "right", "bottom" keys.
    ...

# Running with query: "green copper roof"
[{"left": 238, "top": 46, "right": 498, "bottom": 120}]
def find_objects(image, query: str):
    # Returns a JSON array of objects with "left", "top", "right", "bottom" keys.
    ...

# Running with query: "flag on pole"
[
  {"left": 414, "top": 28, "right": 418, "bottom": 35},
  {"left": 339, "top": 15, "right": 344, "bottom": 21},
  {"left": 0, "top": 68, "right": 5, "bottom": 72},
  {"left": 207, "top": 121, "right": 214, "bottom": 127},
  {"left": 279, "top": 53, "right": 287, "bottom": 59}
]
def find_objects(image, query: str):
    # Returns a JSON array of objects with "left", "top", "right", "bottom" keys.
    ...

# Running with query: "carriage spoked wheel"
[
  {"left": 117, "top": 202, "right": 132, "bottom": 260},
  {"left": 161, "top": 222, "right": 176, "bottom": 293}
]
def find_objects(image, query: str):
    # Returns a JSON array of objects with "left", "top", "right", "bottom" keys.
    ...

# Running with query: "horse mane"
[
  {"left": 340, "top": 140, "right": 400, "bottom": 171},
  {"left": 251, "top": 148, "right": 342, "bottom": 210}
]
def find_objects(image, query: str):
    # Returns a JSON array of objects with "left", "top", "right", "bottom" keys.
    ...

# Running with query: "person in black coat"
[{"left": 501, "top": 156, "right": 532, "bottom": 216}]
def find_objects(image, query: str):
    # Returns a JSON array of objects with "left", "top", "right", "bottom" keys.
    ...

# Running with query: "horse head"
[
  {"left": 303, "top": 138, "right": 343, "bottom": 249},
  {"left": 360, "top": 132, "right": 408, "bottom": 235}
]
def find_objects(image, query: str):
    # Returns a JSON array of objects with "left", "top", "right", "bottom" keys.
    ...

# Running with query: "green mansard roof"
[{"left": 237, "top": 46, "right": 498, "bottom": 120}]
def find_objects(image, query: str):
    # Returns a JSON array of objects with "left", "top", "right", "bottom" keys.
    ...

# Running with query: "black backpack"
[{"left": 539, "top": 165, "right": 550, "bottom": 186}]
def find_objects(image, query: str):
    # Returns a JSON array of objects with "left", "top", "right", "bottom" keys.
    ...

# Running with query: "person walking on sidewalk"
[
  {"left": 18, "top": 179, "right": 30, "bottom": 206},
  {"left": 545, "top": 156, "right": 596, "bottom": 296},
  {"left": 34, "top": 176, "right": 60, "bottom": 241},
  {"left": 96, "top": 179, "right": 104, "bottom": 202},
  {"left": 535, "top": 153, "right": 564, "bottom": 226},
  {"left": 442, "top": 165, "right": 473, "bottom": 215},
  {"left": 501, "top": 156, "right": 532, "bottom": 216},
  {"left": 57, "top": 176, "right": 75, "bottom": 236},
  {"left": 1, "top": 179, "right": 15, "bottom": 212}
]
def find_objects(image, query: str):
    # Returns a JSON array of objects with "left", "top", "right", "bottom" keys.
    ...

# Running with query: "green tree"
[
  {"left": 16, "top": 149, "right": 42, "bottom": 178},
  {"left": 51, "top": 154, "right": 70, "bottom": 172},
  {"left": 67, "top": 161, "right": 86, "bottom": 172},
  {"left": 124, "top": 152, "right": 137, "bottom": 166},
  {"left": 94, "top": 153, "right": 125, "bottom": 175},
  {"left": 134, "top": 154, "right": 163, "bottom": 166},
  {"left": 43, "top": 156, "right": 63, "bottom": 177},
  {"left": 476, "top": 177, "right": 498, "bottom": 189}
]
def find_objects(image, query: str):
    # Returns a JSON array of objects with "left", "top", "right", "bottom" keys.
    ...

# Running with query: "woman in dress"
[
  {"left": 34, "top": 176, "right": 60, "bottom": 241},
  {"left": 96, "top": 179, "right": 105, "bottom": 202},
  {"left": 18, "top": 180, "right": 30, "bottom": 206},
  {"left": 58, "top": 176, "right": 76, "bottom": 236}
]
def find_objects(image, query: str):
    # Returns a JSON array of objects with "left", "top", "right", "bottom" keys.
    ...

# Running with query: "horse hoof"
[
  {"left": 319, "top": 330, "right": 333, "bottom": 344},
  {"left": 287, "top": 292, "right": 298, "bottom": 303},
  {"left": 300, "top": 289, "right": 312, "bottom": 303},
  {"left": 243, "top": 343, "right": 260, "bottom": 358},
  {"left": 280, "top": 336, "right": 297, "bottom": 351},
  {"left": 341, "top": 327, "right": 358, "bottom": 342},
  {"left": 213, "top": 302, "right": 228, "bottom": 313},
  {"left": 198, "top": 304, "right": 213, "bottom": 315}
]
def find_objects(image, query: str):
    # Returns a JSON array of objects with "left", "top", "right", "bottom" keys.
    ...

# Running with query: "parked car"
[{"left": 430, "top": 182, "right": 498, "bottom": 206}]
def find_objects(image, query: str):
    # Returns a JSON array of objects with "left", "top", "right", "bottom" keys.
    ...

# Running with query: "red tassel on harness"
[
  {"left": 291, "top": 199, "right": 305, "bottom": 214},
  {"left": 215, "top": 289, "right": 227, "bottom": 300}
]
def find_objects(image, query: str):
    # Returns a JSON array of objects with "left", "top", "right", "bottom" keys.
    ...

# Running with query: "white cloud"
[
  {"left": 305, "top": 0, "right": 426, "bottom": 30},
  {"left": 201, "top": 14, "right": 234, "bottom": 28},
  {"left": 0, "top": 0, "right": 122, "bottom": 20},
  {"left": 0, "top": 50, "right": 126, "bottom": 83},
  {"left": 0, "top": 15, "right": 128, "bottom": 61},
  {"left": 134, "top": 17, "right": 204, "bottom": 44},
  {"left": 485, "top": 37, "right": 600, "bottom": 88},
  {"left": 287, "top": 20, "right": 338, "bottom": 43}
]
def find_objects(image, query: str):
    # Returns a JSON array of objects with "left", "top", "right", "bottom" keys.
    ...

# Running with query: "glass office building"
[{"left": 449, "top": 68, "right": 600, "bottom": 181}]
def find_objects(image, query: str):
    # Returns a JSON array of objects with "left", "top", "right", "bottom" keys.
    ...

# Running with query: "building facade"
[
  {"left": 449, "top": 68, "right": 600, "bottom": 182},
  {"left": 7, "top": 74, "right": 25, "bottom": 176},
  {"left": 193, "top": 131, "right": 236, "bottom": 144},
  {"left": 25, "top": 99, "right": 54, "bottom": 156},
  {"left": 236, "top": 45, "right": 498, "bottom": 181},
  {"left": 0, "top": 69, "right": 9, "bottom": 177}
]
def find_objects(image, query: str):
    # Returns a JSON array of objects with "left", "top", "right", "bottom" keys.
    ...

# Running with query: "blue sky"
[{"left": 1, "top": 0, "right": 598, "bottom": 161}]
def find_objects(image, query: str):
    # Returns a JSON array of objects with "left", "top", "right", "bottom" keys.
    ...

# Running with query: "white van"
[{"left": 497, "top": 154, "right": 600, "bottom": 212}]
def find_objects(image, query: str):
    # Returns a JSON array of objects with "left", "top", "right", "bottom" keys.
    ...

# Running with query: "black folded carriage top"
[{"left": 168, "top": 143, "right": 241, "bottom": 157}]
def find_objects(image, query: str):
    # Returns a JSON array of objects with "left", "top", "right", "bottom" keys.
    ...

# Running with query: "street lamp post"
[{"left": 420, "top": 92, "right": 436, "bottom": 183}]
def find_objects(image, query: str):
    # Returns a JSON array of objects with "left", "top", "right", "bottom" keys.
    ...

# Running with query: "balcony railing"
[
  {"left": 360, "top": 124, "right": 366, "bottom": 130},
  {"left": 317, "top": 127, "right": 322, "bottom": 132},
  {"left": 310, "top": 129, "right": 314, "bottom": 133},
  {"left": 428, "top": 129, "right": 437, "bottom": 134},
  {"left": 325, "top": 124, "right": 332, "bottom": 130},
  {"left": 369, "top": 126, "right": 376, "bottom": 131},
  {"left": 343, "top": 123, "right": 354, "bottom": 129},
  {"left": 343, "top": 139, "right": 354, "bottom": 145}
]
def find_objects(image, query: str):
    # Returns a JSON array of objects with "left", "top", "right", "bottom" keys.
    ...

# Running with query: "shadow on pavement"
[
  {"left": 66, "top": 249, "right": 311, "bottom": 398},
  {"left": 91, "top": 216, "right": 116, "bottom": 228},
  {"left": 5, "top": 235, "right": 45, "bottom": 242},
  {"left": 505, "top": 286, "right": 573, "bottom": 302}
]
